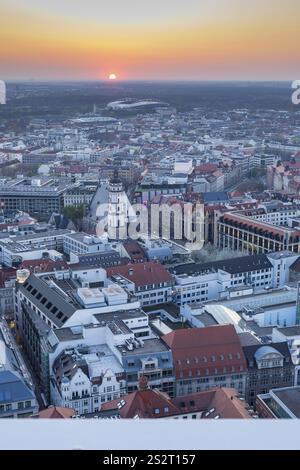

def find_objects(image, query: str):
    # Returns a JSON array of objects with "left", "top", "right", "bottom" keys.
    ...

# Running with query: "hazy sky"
[{"left": 1, "top": 0, "right": 300, "bottom": 80}]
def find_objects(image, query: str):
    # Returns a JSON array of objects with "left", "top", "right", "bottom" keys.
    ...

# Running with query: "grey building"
[
  {"left": 15, "top": 273, "right": 77, "bottom": 399},
  {"left": 117, "top": 338, "right": 175, "bottom": 397},
  {"left": 243, "top": 343, "right": 295, "bottom": 408},
  {"left": 22, "top": 152, "right": 58, "bottom": 165},
  {"left": 0, "top": 182, "right": 73, "bottom": 218}
]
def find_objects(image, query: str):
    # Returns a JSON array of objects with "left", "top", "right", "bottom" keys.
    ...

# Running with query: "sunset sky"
[{"left": 1, "top": 0, "right": 299, "bottom": 81}]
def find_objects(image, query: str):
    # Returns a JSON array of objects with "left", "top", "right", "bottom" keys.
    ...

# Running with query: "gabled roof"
[
  {"left": 101, "top": 386, "right": 252, "bottom": 419},
  {"left": 101, "top": 388, "right": 178, "bottom": 419},
  {"left": 106, "top": 261, "right": 172, "bottom": 287},
  {"left": 172, "top": 253, "right": 272, "bottom": 276},
  {"left": 162, "top": 325, "right": 247, "bottom": 379},
  {"left": 20, "top": 274, "right": 76, "bottom": 327},
  {"left": 37, "top": 406, "right": 75, "bottom": 419}
]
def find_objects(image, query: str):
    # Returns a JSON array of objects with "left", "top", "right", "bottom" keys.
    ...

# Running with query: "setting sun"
[{"left": 108, "top": 73, "right": 117, "bottom": 80}]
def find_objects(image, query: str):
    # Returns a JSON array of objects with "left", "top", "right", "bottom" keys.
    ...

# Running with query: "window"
[
  {"left": 18, "top": 402, "right": 24, "bottom": 410},
  {"left": 25, "top": 401, "right": 31, "bottom": 408}
]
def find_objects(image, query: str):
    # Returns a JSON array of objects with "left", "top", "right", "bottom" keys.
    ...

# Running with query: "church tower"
[{"left": 108, "top": 169, "right": 128, "bottom": 240}]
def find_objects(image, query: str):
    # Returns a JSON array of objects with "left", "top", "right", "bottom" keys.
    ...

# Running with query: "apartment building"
[
  {"left": 162, "top": 325, "right": 248, "bottom": 397},
  {"left": 216, "top": 211, "right": 300, "bottom": 254}
]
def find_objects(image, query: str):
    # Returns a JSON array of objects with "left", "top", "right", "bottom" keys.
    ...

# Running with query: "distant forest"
[{"left": 0, "top": 81, "right": 297, "bottom": 122}]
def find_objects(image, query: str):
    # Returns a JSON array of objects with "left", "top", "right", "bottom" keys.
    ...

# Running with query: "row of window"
[{"left": 177, "top": 353, "right": 241, "bottom": 365}]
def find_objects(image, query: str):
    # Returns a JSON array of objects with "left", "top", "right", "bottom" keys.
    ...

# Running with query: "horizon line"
[{"left": 3, "top": 78, "right": 295, "bottom": 85}]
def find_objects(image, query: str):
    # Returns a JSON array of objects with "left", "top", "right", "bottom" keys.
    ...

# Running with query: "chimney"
[{"left": 138, "top": 375, "right": 149, "bottom": 392}]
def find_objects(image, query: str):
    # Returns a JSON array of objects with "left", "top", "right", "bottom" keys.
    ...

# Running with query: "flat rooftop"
[
  {"left": 143, "top": 303, "right": 180, "bottom": 319},
  {"left": 118, "top": 337, "right": 170, "bottom": 356},
  {"left": 276, "top": 326, "right": 300, "bottom": 337},
  {"left": 272, "top": 387, "right": 300, "bottom": 418},
  {"left": 94, "top": 308, "right": 146, "bottom": 324}
]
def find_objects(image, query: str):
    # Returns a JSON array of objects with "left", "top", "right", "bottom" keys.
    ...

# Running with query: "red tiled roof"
[
  {"left": 101, "top": 388, "right": 178, "bottom": 418},
  {"left": 173, "top": 388, "right": 251, "bottom": 419},
  {"left": 222, "top": 212, "right": 298, "bottom": 237},
  {"left": 203, "top": 387, "right": 251, "bottom": 419},
  {"left": 195, "top": 164, "right": 219, "bottom": 175},
  {"left": 37, "top": 406, "right": 75, "bottom": 419},
  {"left": 0, "top": 267, "right": 16, "bottom": 287},
  {"left": 162, "top": 325, "right": 247, "bottom": 379},
  {"left": 102, "top": 386, "right": 251, "bottom": 419},
  {"left": 20, "top": 259, "right": 69, "bottom": 273},
  {"left": 106, "top": 261, "right": 172, "bottom": 287},
  {"left": 123, "top": 240, "right": 147, "bottom": 262}
]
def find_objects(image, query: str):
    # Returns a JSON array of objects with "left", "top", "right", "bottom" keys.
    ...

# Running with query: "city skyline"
[{"left": 1, "top": 0, "right": 300, "bottom": 81}]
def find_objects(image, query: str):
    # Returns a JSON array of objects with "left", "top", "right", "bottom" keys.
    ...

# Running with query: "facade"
[
  {"left": 118, "top": 338, "right": 174, "bottom": 397},
  {"left": 106, "top": 261, "right": 174, "bottom": 306},
  {"left": 162, "top": 325, "right": 248, "bottom": 397},
  {"left": 134, "top": 181, "right": 186, "bottom": 204},
  {"left": 216, "top": 211, "right": 300, "bottom": 254},
  {"left": 0, "top": 183, "right": 70, "bottom": 217},
  {"left": 22, "top": 152, "right": 58, "bottom": 165},
  {"left": 63, "top": 185, "right": 95, "bottom": 207},
  {"left": 51, "top": 345, "right": 126, "bottom": 415},
  {"left": 0, "top": 286, "right": 14, "bottom": 317},
  {"left": 172, "top": 252, "right": 295, "bottom": 306},
  {"left": 63, "top": 233, "right": 113, "bottom": 255},
  {"left": 0, "top": 229, "right": 71, "bottom": 267},
  {"left": 243, "top": 343, "right": 294, "bottom": 407},
  {"left": 272, "top": 326, "right": 300, "bottom": 366}
]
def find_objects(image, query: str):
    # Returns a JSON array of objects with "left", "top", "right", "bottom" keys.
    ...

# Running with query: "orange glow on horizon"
[{"left": 0, "top": 1, "right": 300, "bottom": 80}]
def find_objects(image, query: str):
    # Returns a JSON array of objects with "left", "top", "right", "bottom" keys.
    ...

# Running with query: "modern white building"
[
  {"left": 172, "top": 252, "right": 297, "bottom": 306},
  {"left": 272, "top": 326, "right": 300, "bottom": 366},
  {"left": 63, "top": 233, "right": 114, "bottom": 255},
  {"left": 0, "top": 229, "right": 72, "bottom": 267}
]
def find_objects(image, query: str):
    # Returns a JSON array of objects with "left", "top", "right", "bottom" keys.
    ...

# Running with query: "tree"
[{"left": 63, "top": 204, "right": 85, "bottom": 230}]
